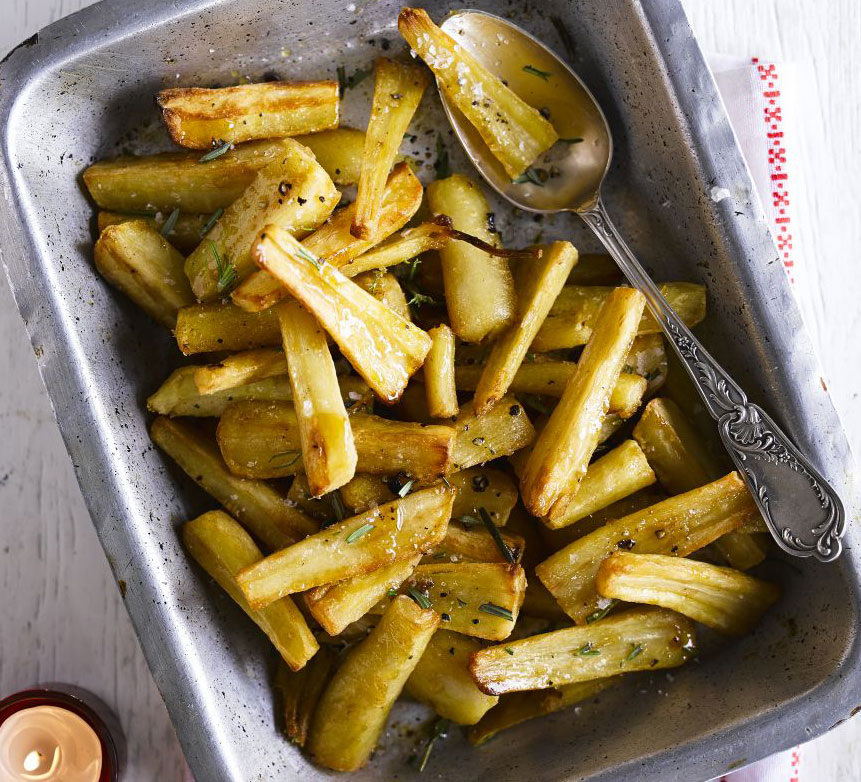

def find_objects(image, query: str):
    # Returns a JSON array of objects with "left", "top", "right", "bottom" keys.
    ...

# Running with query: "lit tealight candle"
[{"left": 0, "top": 704, "right": 102, "bottom": 782}]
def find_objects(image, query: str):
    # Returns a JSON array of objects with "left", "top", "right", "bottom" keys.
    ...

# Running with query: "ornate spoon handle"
[{"left": 580, "top": 199, "right": 845, "bottom": 562}]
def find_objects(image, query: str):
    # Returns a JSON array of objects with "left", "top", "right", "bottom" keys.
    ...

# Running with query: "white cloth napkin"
[{"left": 708, "top": 54, "right": 804, "bottom": 782}]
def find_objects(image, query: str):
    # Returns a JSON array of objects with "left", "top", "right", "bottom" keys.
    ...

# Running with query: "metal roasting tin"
[{"left": 0, "top": 0, "right": 858, "bottom": 779}]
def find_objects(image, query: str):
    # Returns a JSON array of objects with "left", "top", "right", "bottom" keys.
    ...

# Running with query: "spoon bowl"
[
  {"left": 433, "top": 9, "right": 846, "bottom": 562},
  {"left": 439, "top": 10, "right": 611, "bottom": 212}
]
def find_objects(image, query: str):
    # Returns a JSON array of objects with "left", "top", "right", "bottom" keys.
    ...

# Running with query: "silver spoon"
[{"left": 437, "top": 9, "right": 845, "bottom": 562}]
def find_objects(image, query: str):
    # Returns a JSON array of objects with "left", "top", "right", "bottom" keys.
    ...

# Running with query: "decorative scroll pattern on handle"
[{"left": 579, "top": 200, "right": 846, "bottom": 563}]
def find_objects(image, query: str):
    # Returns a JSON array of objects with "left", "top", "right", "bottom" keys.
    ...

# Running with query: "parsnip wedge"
[
  {"left": 596, "top": 553, "right": 780, "bottom": 636},
  {"left": 451, "top": 396, "right": 535, "bottom": 471},
  {"left": 175, "top": 302, "right": 281, "bottom": 354},
  {"left": 307, "top": 596, "right": 439, "bottom": 771},
  {"left": 183, "top": 510, "right": 318, "bottom": 670},
  {"left": 194, "top": 348, "right": 288, "bottom": 395},
  {"left": 277, "top": 299, "right": 357, "bottom": 496},
  {"left": 82, "top": 140, "right": 290, "bottom": 213},
  {"left": 237, "top": 485, "right": 453, "bottom": 608},
  {"left": 294, "top": 127, "right": 366, "bottom": 185},
  {"left": 252, "top": 224, "right": 432, "bottom": 402},
  {"left": 158, "top": 81, "right": 339, "bottom": 148},
  {"left": 184, "top": 138, "right": 339, "bottom": 301},
  {"left": 98, "top": 210, "right": 211, "bottom": 254},
  {"left": 304, "top": 554, "right": 421, "bottom": 636},
  {"left": 424, "top": 522, "right": 525, "bottom": 565},
  {"left": 467, "top": 678, "right": 617, "bottom": 746},
  {"left": 374, "top": 562, "right": 526, "bottom": 641},
  {"left": 352, "top": 58, "right": 429, "bottom": 239},
  {"left": 232, "top": 162, "right": 422, "bottom": 312},
  {"left": 521, "top": 288, "right": 646, "bottom": 521},
  {"left": 424, "top": 324, "right": 459, "bottom": 418},
  {"left": 469, "top": 607, "right": 695, "bottom": 695},
  {"left": 448, "top": 466, "right": 519, "bottom": 527},
  {"left": 405, "top": 630, "right": 499, "bottom": 724},
  {"left": 94, "top": 220, "right": 194, "bottom": 328},
  {"left": 399, "top": 8, "right": 558, "bottom": 178},
  {"left": 273, "top": 647, "right": 337, "bottom": 746},
  {"left": 535, "top": 472, "right": 759, "bottom": 623},
  {"left": 150, "top": 416, "right": 315, "bottom": 551},
  {"left": 217, "top": 401, "right": 454, "bottom": 481},
  {"left": 474, "top": 241, "right": 578, "bottom": 414},
  {"left": 353, "top": 270, "right": 411, "bottom": 322}
]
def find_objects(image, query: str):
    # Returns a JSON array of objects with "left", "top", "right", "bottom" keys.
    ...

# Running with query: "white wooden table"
[{"left": 1, "top": 1, "right": 859, "bottom": 779}]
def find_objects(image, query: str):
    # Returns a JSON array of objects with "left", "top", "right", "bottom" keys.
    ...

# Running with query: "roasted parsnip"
[
  {"left": 305, "top": 554, "right": 422, "bottom": 636},
  {"left": 339, "top": 474, "right": 397, "bottom": 514},
  {"left": 405, "top": 630, "right": 499, "bottom": 724},
  {"left": 596, "top": 553, "right": 780, "bottom": 635},
  {"left": 294, "top": 127, "right": 367, "bottom": 185},
  {"left": 338, "top": 219, "right": 453, "bottom": 278},
  {"left": 81, "top": 140, "right": 289, "bottom": 213},
  {"left": 98, "top": 210, "right": 210, "bottom": 254},
  {"left": 399, "top": 8, "right": 558, "bottom": 178},
  {"left": 474, "top": 242, "right": 579, "bottom": 414},
  {"left": 426, "top": 175, "right": 516, "bottom": 343},
  {"left": 566, "top": 253, "right": 621, "bottom": 286},
  {"left": 542, "top": 440, "right": 657, "bottom": 530},
  {"left": 183, "top": 511, "right": 318, "bottom": 670},
  {"left": 194, "top": 348, "right": 287, "bottom": 395},
  {"left": 232, "top": 162, "right": 422, "bottom": 311},
  {"left": 375, "top": 562, "right": 526, "bottom": 641},
  {"left": 469, "top": 607, "right": 695, "bottom": 695},
  {"left": 184, "top": 139, "right": 339, "bottom": 300},
  {"left": 352, "top": 58, "right": 429, "bottom": 238},
  {"left": 521, "top": 287, "right": 646, "bottom": 521},
  {"left": 448, "top": 466, "right": 519, "bottom": 527},
  {"left": 535, "top": 472, "right": 759, "bottom": 622},
  {"left": 237, "top": 485, "right": 453, "bottom": 608},
  {"left": 531, "top": 283, "right": 706, "bottom": 352},
  {"left": 467, "top": 678, "right": 617, "bottom": 746},
  {"left": 217, "top": 401, "right": 454, "bottom": 480},
  {"left": 175, "top": 302, "right": 281, "bottom": 355},
  {"left": 451, "top": 396, "right": 535, "bottom": 471},
  {"left": 150, "top": 416, "right": 316, "bottom": 551},
  {"left": 353, "top": 270, "right": 411, "bottom": 321},
  {"left": 424, "top": 521, "right": 525, "bottom": 565},
  {"left": 424, "top": 324, "right": 459, "bottom": 418},
  {"left": 252, "top": 225, "right": 432, "bottom": 402},
  {"left": 273, "top": 647, "right": 337, "bottom": 746},
  {"left": 158, "top": 81, "right": 339, "bottom": 148},
  {"left": 306, "top": 596, "right": 439, "bottom": 771},
  {"left": 277, "top": 300, "right": 357, "bottom": 495},
  {"left": 285, "top": 474, "right": 332, "bottom": 520},
  {"left": 94, "top": 220, "right": 194, "bottom": 328}
]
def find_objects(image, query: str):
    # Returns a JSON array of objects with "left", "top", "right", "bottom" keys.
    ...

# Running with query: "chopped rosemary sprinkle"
[
  {"left": 407, "top": 257, "right": 421, "bottom": 281},
  {"left": 199, "top": 208, "right": 223, "bottom": 238},
  {"left": 406, "top": 288, "right": 437, "bottom": 308},
  {"left": 330, "top": 490, "right": 346, "bottom": 522},
  {"left": 397, "top": 479, "right": 414, "bottom": 498},
  {"left": 626, "top": 643, "right": 644, "bottom": 662},
  {"left": 336, "top": 64, "right": 371, "bottom": 96},
  {"left": 479, "top": 507, "right": 516, "bottom": 564},
  {"left": 345, "top": 522, "right": 374, "bottom": 543},
  {"left": 560, "top": 137, "right": 584, "bottom": 144},
  {"left": 434, "top": 133, "right": 450, "bottom": 179},
  {"left": 386, "top": 587, "right": 398, "bottom": 597},
  {"left": 522, "top": 64, "right": 552, "bottom": 80},
  {"left": 512, "top": 167, "right": 546, "bottom": 187},
  {"left": 199, "top": 140, "right": 233, "bottom": 163},
  {"left": 457, "top": 597, "right": 467, "bottom": 608},
  {"left": 479, "top": 602, "right": 513, "bottom": 621},
  {"left": 295, "top": 243, "right": 323, "bottom": 270},
  {"left": 160, "top": 208, "right": 180, "bottom": 238},
  {"left": 267, "top": 450, "right": 301, "bottom": 468},
  {"left": 408, "top": 587, "right": 432, "bottom": 609},
  {"left": 585, "top": 599, "right": 619, "bottom": 624},
  {"left": 418, "top": 718, "right": 449, "bottom": 773},
  {"left": 575, "top": 642, "right": 600, "bottom": 656},
  {"left": 209, "top": 241, "right": 237, "bottom": 293},
  {"left": 505, "top": 647, "right": 515, "bottom": 656}
]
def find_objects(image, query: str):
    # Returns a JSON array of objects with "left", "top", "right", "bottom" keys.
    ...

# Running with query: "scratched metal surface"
[{"left": 0, "top": 0, "right": 859, "bottom": 780}]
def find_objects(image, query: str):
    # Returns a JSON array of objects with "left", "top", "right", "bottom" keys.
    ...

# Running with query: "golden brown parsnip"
[
  {"left": 521, "top": 287, "right": 646, "bottom": 521},
  {"left": 424, "top": 324, "right": 459, "bottom": 418},
  {"left": 194, "top": 348, "right": 287, "bottom": 395},
  {"left": 353, "top": 270, "right": 411, "bottom": 322},
  {"left": 236, "top": 485, "right": 453, "bottom": 608},
  {"left": 535, "top": 472, "right": 759, "bottom": 622},
  {"left": 469, "top": 607, "right": 695, "bottom": 695},
  {"left": 273, "top": 647, "right": 337, "bottom": 747},
  {"left": 405, "top": 630, "right": 499, "bottom": 724},
  {"left": 399, "top": 8, "right": 558, "bottom": 178},
  {"left": 175, "top": 302, "right": 282, "bottom": 354},
  {"left": 352, "top": 58, "right": 429, "bottom": 238},
  {"left": 426, "top": 175, "right": 516, "bottom": 343},
  {"left": 150, "top": 416, "right": 316, "bottom": 551},
  {"left": 306, "top": 596, "right": 439, "bottom": 771},
  {"left": 424, "top": 522, "right": 525, "bottom": 565},
  {"left": 596, "top": 552, "right": 780, "bottom": 635},
  {"left": 184, "top": 138, "right": 338, "bottom": 300},
  {"left": 98, "top": 210, "right": 211, "bottom": 254},
  {"left": 252, "top": 225, "right": 432, "bottom": 402},
  {"left": 94, "top": 220, "right": 194, "bottom": 328},
  {"left": 473, "top": 241, "right": 579, "bottom": 414},
  {"left": 451, "top": 397, "right": 535, "bottom": 471},
  {"left": 294, "top": 127, "right": 367, "bottom": 185},
  {"left": 183, "top": 511, "right": 318, "bottom": 670},
  {"left": 158, "top": 81, "right": 339, "bottom": 148},
  {"left": 448, "top": 466, "right": 519, "bottom": 527}
]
